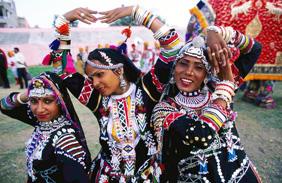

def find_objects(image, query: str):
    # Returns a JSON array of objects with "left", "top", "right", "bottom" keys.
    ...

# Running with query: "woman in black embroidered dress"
[
  {"left": 0, "top": 72, "right": 91, "bottom": 182},
  {"left": 45, "top": 5, "right": 232, "bottom": 182},
  {"left": 46, "top": 5, "right": 183, "bottom": 183},
  {"left": 152, "top": 26, "right": 263, "bottom": 182}
]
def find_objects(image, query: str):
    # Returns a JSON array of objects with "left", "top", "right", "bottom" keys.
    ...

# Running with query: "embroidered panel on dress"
[{"left": 78, "top": 78, "right": 94, "bottom": 105}]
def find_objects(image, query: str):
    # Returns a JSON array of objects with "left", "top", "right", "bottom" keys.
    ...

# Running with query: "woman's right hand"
[
  {"left": 98, "top": 6, "right": 133, "bottom": 24},
  {"left": 63, "top": 8, "right": 98, "bottom": 25}
]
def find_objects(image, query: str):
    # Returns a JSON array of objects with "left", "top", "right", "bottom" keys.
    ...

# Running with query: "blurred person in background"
[
  {"left": 75, "top": 53, "right": 85, "bottom": 76},
  {"left": 7, "top": 50, "right": 19, "bottom": 85},
  {"left": 141, "top": 41, "right": 153, "bottom": 76},
  {"left": 14, "top": 47, "right": 28, "bottom": 89},
  {"left": 128, "top": 43, "right": 142, "bottom": 69},
  {"left": 0, "top": 48, "right": 10, "bottom": 88},
  {"left": 152, "top": 41, "right": 161, "bottom": 66}
]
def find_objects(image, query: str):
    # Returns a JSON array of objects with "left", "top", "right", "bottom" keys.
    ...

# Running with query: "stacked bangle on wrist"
[
  {"left": 212, "top": 80, "right": 235, "bottom": 107},
  {"left": 131, "top": 5, "right": 157, "bottom": 29},
  {"left": 153, "top": 25, "right": 171, "bottom": 40},
  {"left": 51, "top": 15, "right": 71, "bottom": 51},
  {"left": 234, "top": 30, "right": 254, "bottom": 53},
  {"left": 205, "top": 26, "right": 235, "bottom": 44},
  {"left": 1, "top": 93, "right": 26, "bottom": 110},
  {"left": 131, "top": 5, "right": 170, "bottom": 39},
  {"left": 16, "top": 92, "right": 27, "bottom": 104},
  {"left": 55, "top": 15, "right": 69, "bottom": 29}
]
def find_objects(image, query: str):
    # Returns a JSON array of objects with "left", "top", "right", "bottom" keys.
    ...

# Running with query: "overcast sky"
[{"left": 13, "top": 0, "right": 200, "bottom": 28}]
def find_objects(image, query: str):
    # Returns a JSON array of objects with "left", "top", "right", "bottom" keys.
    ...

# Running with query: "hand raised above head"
[
  {"left": 216, "top": 56, "right": 235, "bottom": 83},
  {"left": 63, "top": 7, "right": 98, "bottom": 24},
  {"left": 98, "top": 6, "right": 133, "bottom": 24},
  {"left": 206, "top": 31, "right": 232, "bottom": 74}
]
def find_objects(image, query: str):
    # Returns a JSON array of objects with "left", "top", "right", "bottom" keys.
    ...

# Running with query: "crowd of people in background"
[
  {"left": 0, "top": 47, "right": 31, "bottom": 89},
  {"left": 73, "top": 40, "right": 162, "bottom": 78}
]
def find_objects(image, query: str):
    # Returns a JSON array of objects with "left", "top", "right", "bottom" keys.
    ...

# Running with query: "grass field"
[{"left": 0, "top": 67, "right": 281, "bottom": 182}]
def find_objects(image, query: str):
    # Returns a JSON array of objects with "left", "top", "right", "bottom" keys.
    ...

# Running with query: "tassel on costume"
[
  {"left": 42, "top": 53, "right": 51, "bottom": 65},
  {"left": 225, "top": 131, "right": 237, "bottom": 162},
  {"left": 64, "top": 54, "right": 76, "bottom": 73},
  {"left": 121, "top": 25, "right": 132, "bottom": 41},
  {"left": 117, "top": 25, "right": 132, "bottom": 55},
  {"left": 57, "top": 22, "right": 69, "bottom": 34},
  {"left": 117, "top": 42, "right": 128, "bottom": 55},
  {"left": 49, "top": 39, "right": 60, "bottom": 51},
  {"left": 197, "top": 153, "right": 208, "bottom": 174}
]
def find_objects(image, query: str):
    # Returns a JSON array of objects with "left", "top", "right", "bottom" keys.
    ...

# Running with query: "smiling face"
[
  {"left": 85, "top": 60, "right": 124, "bottom": 96},
  {"left": 30, "top": 95, "right": 61, "bottom": 122},
  {"left": 174, "top": 55, "right": 207, "bottom": 93}
]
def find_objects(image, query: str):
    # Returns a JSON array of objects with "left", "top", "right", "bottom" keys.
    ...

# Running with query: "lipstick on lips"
[
  {"left": 98, "top": 87, "right": 105, "bottom": 93},
  {"left": 37, "top": 114, "right": 47, "bottom": 119},
  {"left": 181, "top": 78, "right": 192, "bottom": 86}
]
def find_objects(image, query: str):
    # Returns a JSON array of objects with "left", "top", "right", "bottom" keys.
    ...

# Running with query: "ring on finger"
[
  {"left": 80, "top": 12, "right": 85, "bottom": 18},
  {"left": 219, "top": 49, "right": 224, "bottom": 53},
  {"left": 211, "top": 52, "right": 216, "bottom": 57}
]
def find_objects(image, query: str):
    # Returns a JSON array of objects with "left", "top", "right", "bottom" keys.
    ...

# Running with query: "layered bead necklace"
[{"left": 174, "top": 89, "right": 211, "bottom": 110}]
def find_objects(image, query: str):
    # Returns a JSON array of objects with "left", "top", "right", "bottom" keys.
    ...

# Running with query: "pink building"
[{"left": 0, "top": 26, "right": 186, "bottom": 66}]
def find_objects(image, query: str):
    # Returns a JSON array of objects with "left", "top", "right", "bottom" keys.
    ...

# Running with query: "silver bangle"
[
  {"left": 205, "top": 26, "right": 221, "bottom": 34},
  {"left": 131, "top": 4, "right": 138, "bottom": 19},
  {"left": 153, "top": 25, "right": 171, "bottom": 40},
  {"left": 134, "top": 6, "right": 147, "bottom": 25},
  {"left": 55, "top": 15, "right": 69, "bottom": 28},
  {"left": 58, "top": 44, "right": 71, "bottom": 50},
  {"left": 17, "top": 92, "right": 27, "bottom": 104}
]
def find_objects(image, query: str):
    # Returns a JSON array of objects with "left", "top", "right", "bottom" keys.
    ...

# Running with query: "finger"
[
  {"left": 78, "top": 10, "right": 98, "bottom": 24},
  {"left": 219, "top": 43, "right": 228, "bottom": 66},
  {"left": 207, "top": 47, "right": 214, "bottom": 74},
  {"left": 213, "top": 44, "right": 220, "bottom": 73},
  {"left": 220, "top": 40, "right": 232, "bottom": 59},
  {"left": 219, "top": 49, "right": 226, "bottom": 66},
  {"left": 99, "top": 12, "right": 116, "bottom": 23},
  {"left": 223, "top": 48, "right": 230, "bottom": 66},
  {"left": 82, "top": 13, "right": 98, "bottom": 23},
  {"left": 76, "top": 13, "right": 93, "bottom": 24}
]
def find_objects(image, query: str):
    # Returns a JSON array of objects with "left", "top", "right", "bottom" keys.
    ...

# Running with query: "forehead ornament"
[{"left": 29, "top": 78, "right": 54, "bottom": 98}]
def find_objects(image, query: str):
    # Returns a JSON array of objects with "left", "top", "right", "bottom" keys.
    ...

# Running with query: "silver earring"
[
  {"left": 119, "top": 74, "right": 127, "bottom": 91},
  {"left": 169, "top": 72, "right": 176, "bottom": 84},
  {"left": 202, "top": 76, "right": 209, "bottom": 94}
]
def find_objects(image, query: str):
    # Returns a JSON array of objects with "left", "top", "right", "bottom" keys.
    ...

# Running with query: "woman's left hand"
[
  {"left": 206, "top": 31, "right": 232, "bottom": 74},
  {"left": 217, "top": 56, "right": 234, "bottom": 83}
]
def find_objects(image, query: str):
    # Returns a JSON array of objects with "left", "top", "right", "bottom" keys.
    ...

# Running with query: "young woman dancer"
[
  {"left": 1, "top": 72, "right": 91, "bottom": 182},
  {"left": 151, "top": 27, "right": 262, "bottom": 182}
]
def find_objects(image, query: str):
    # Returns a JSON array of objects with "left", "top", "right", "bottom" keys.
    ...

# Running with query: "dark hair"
[
  {"left": 87, "top": 48, "right": 141, "bottom": 83},
  {"left": 14, "top": 47, "right": 19, "bottom": 52}
]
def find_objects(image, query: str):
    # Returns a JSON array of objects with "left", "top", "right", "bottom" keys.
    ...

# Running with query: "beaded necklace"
[{"left": 174, "top": 90, "right": 211, "bottom": 110}]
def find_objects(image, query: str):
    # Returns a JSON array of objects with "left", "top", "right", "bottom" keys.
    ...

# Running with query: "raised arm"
[
  {"left": 98, "top": 5, "right": 167, "bottom": 35},
  {"left": 100, "top": 5, "right": 183, "bottom": 101},
  {"left": 0, "top": 92, "right": 37, "bottom": 126}
]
